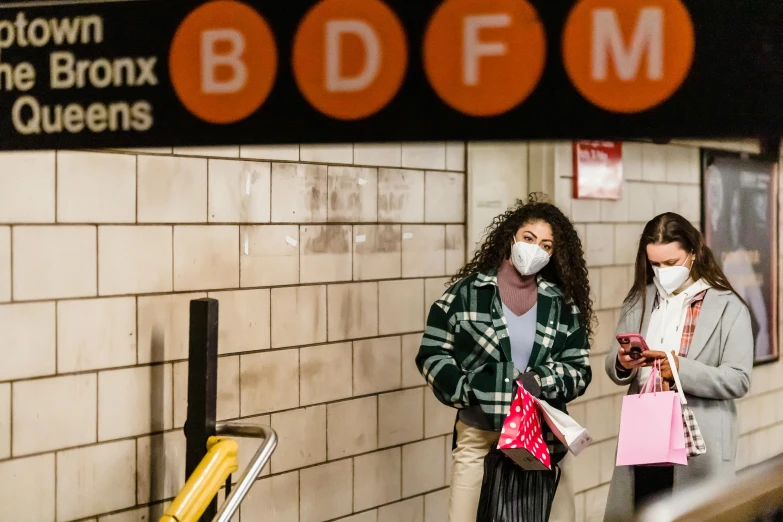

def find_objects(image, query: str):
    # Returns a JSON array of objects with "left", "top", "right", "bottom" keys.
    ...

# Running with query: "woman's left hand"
[{"left": 641, "top": 350, "right": 679, "bottom": 382}]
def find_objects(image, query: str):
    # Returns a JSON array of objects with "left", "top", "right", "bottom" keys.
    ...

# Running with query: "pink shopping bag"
[
  {"left": 498, "top": 385, "right": 551, "bottom": 470},
  {"left": 616, "top": 360, "right": 687, "bottom": 467}
]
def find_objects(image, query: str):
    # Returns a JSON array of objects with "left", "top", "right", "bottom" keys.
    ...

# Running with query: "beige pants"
[{"left": 449, "top": 421, "right": 575, "bottom": 522}]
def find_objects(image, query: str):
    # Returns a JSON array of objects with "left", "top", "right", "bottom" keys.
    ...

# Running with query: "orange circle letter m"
[
  {"left": 563, "top": 0, "right": 695, "bottom": 114},
  {"left": 170, "top": 0, "right": 278, "bottom": 124}
]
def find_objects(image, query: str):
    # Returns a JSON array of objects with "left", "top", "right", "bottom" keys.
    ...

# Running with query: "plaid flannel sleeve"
[
  {"left": 532, "top": 303, "right": 592, "bottom": 403},
  {"left": 416, "top": 295, "right": 474, "bottom": 409}
]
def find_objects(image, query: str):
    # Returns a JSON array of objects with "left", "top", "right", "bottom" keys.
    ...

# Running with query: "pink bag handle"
[{"left": 638, "top": 360, "right": 662, "bottom": 397}]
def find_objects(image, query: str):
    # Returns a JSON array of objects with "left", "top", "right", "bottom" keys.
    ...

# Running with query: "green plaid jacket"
[{"left": 416, "top": 270, "right": 592, "bottom": 456}]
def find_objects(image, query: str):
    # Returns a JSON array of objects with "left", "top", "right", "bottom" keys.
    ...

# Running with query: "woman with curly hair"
[{"left": 416, "top": 195, "right": 594, "bottom": 522}]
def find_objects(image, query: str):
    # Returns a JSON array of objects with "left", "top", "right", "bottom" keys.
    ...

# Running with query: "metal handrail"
[
  {"left": 636, "top": 457, "right": 783, "bottom": 522},
  {"left": 211, "top": 422, "right": 278, "bottom": 522}
]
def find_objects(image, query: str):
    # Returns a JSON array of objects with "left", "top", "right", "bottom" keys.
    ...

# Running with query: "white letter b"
[{"left": 201, "top": 29, "right": 248, "bottom": 94}]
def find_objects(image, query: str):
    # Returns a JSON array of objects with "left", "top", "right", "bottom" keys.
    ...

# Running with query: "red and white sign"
[{"left": 573, "top": 141, "right": 623, "bottom": 200}]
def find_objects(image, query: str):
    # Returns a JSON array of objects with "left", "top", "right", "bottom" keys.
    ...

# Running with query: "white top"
[{"left": 637, "top": 278, "right": 712, "bottom": 386}]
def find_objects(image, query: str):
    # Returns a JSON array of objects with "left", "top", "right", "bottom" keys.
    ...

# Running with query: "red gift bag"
[{"left": 498, "top": 385, "right": 551, "bottom": 470}]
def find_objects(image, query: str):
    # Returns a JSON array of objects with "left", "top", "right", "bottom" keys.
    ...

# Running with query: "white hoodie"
[{"left": 637, "top": 278, "right": 713, "bottom": 386}]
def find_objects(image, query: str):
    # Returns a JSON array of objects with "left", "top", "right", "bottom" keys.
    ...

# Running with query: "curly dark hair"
[{"left": 451, "top": 193, "right": 595, "bottom": 341}]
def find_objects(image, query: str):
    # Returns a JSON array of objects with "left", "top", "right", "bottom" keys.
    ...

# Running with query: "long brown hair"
[
  {"left": 625, "top": 212, "right": 741, "bottom": 329},
  {"left": 452, "top": 194, "right": 595, "bottom": 341}
]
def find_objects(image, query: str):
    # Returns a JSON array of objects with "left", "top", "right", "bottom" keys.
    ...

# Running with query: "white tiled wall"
[
  {"left": 0, "top": 143, "right": 464, "bottom": 522},
  {"left": 550, "top": 141, "right": 783, "bottom": 521}
]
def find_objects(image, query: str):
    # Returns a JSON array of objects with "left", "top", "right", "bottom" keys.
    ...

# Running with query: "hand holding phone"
[{"left": 616, "top": 333, "right": 650, "bottom": 371}]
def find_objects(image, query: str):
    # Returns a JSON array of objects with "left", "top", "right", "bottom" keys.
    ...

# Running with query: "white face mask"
[
  {"left": 510, "top": 239, "right": 551, "bottom": 276},
  {"left": 652, "top": 254, "right": 692, "bottom": 294}
]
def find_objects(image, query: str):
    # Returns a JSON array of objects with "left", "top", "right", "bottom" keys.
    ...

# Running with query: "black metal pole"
[{"left": 184, "top": 298, "right": 219, "bottom": 522}]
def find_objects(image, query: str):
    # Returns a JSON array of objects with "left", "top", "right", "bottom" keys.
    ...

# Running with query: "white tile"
[
  {"left": 584, "top": 485, "right": 610, "bottom": 522},
  {"left": 0, "top": 151, "right": 55, "bottom": 223},
  {"left": 327, "top": 396, "right": 377, "bottom": 459},
  {"left": 98, "top": 365, "right": 173, "bottom": 440},
  {"left": 0, "top": 302, "right": 56, "bottom": 380},
  {"left": 378, "top": 169, "right": 425, "bottom": 222},
  {"left": 678, "top": 185, "right": 701, "bottom": 223},
  {"left": 300, "top": 144, "right": 354, "bottom": 164},
  {"left": 354, "top": 143, "right": 402, "bottom": 168},
  {"left": 425, "top": 389, "right": 456, "bottom": 438},
  {"left": 98, "top": 226, "right": 173, "bottom": 295},
  {"left": 173, "top": 146, "right": 239, "bottom": 157},
  {"left": 446, "top": 142, "right": 466, "bottom": 172},
  {"left": 240, "top": 225, "right": 299, "bottom": 287},
  {"left": 424, "top": 489, "right": 449, "bottom": 522},
  {"left": 666, "top": 145, "right": 700, "bottom": 184},
  {"left": 13, "top": 225, "right": 97, "bottom": 300},
  {"left": 599, "top": 266, "right": 630, "bottom": 311},
  {"left": 57, "top": 151, "right": 136, "bottom": 223},
  {"left": 12, "top": 374, "right": 96, "bottom": 456},
  {"left": 0, "top": 226, "right": 9, "bottom": 302},
  {"left": 402, "top": 225, "right": 446, "bottom": 278},
  {"left": 327, "top": 282, "right": 378, "bottom": 341},
  {"left": 353, "top": 225, "right": 402, "bottom": 281},
  {"left": 641, "top": 144, "right": 666, "bottom": 182},
  {"left": 301, "top": 342, "right": 353, "bottom": 407},
  {"left": 173, "top": 225, "right": 239, "bottom": 291},
  {"left": 137, "top": 292, "right": 206, "bottom": 363},
  {"left": 136, "top": 430, "right": 187, "bottom": 504},
  {"left": 342, "top": 512, "right": 378, "bottom": 522},
  {"left": 571, "top": 198, "right": 601, "bottom": 223},
  {"left": 379, "top": 388, "right": 424, "bottom": 447},
  {"left": 379, "top": 279, "right": 424, "bottom": 335},
  {"left": 271, "top": 285, "right": 327, "bottom": 348},
  {"left": 354, "top": 337, "right": 402, "bottom": 395},
  {"left": 403, "top": 438, "right": 445, "bottom": 496},
  {"left": 0, "top": 454, "right": 55, "bottom": 522},
  {"left": 402, "top": 143, "right": 447, "bottom": 170},
  {"left": 300, "top": 225, "right": 353, "bottom": 284},
  {"left": 271, "top": 163, "right": 328, "bottom": 223},
  {"left": 585, "top": 396, "right": 618, "bottom": 442},
  {"left": 138, "top": 155, "right": 207, "bottom": 223},
  {"left": 555, "top": 175, "right": 574, "bottom": 219},
  {"left": 653, "top": 183, "right": 680, "bottom": 216},
  {"left": 240, "top": 471, "right": 300, "bottom": 522},
  {"left": 425, "top": 278, "right": 449, "bottom": 324},
  {"left": 425, "top": 172, "right": 465, "bottom": 223},
  {"left": 600, "top": 183, "right": 629, "bottom": 222},
  {"left": 208, "top": 159, "right": 271, "bottom": 223},
  {"left": 572, "top": 444, "right": 601, "bottom": 492},
  {"left": 627, "top": 182, "right": 656, "bottom": 223},
  {"left": 0, "top": 384, "right": 8, "bottom": 459},
  {"left": 56, "top": 440, "right": 136, "bottom": 521},
  {"left": 328, "top": 166, "right": 378, "bottom": 222},
  {"left": 209, "top": 289, "right": 270, "bottom": 354},
  {"left": 270, "top": 405, "right": 326, "bottom": 473},
  {"left": 241, "top": 144, "right": 300, "bottom": 161},
  {"left": 614, "top": 224, "right": 643, "bottom": 266},
  {"left": 300, "top": 460, "right": 354, "bottom": 522},
  {"left": 622, "top": 142, "right": 643, "bottom": 181},
  {"left": 240, "top": 349, "right": 299, "bottom": 415},
  {"left": 585, "top": 224, "right": 614, "bottom": 267},
  {"left": 402, "top": 334, "right": 425, "bottom": 388},
  {"left": 354, "top": 448, "right": 402, "bottom": 511},
  {"left": 58, "top": 297, "right": 136, "bottom": 372},
  {"left": 446, "top": 225, "right": 466, "bottom": 275},
  {"left": 379, "top": 498, "right": 423, "bottom": 522},
  {"left": 217, "top": 355, "right": 240, "bottom": 420}
]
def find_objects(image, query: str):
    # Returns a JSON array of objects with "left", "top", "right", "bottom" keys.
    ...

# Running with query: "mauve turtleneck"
[{"left": 497, "top": 259, "right": 538, "bottom": 316}]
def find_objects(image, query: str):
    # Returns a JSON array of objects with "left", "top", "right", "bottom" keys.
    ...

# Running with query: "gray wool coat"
[{"left": 603, "top": 285, "right": 753, "bottom": 522}]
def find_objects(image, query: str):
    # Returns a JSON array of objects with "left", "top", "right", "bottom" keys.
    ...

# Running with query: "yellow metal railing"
[
  {"left": 160, "top": 437, "right": 239, "bottom": 522},
  {"left": 160, "top": 422, "right": 277, "bottom": 522}
]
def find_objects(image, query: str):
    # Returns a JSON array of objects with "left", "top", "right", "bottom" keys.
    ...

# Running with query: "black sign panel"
[{"left": 0, "top": 0, "right": 781, "bottom": 150}]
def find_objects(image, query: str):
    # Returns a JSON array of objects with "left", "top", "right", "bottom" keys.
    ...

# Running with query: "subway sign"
[{"left": 0, "top": 0, "right": 780, "bottom": 150}]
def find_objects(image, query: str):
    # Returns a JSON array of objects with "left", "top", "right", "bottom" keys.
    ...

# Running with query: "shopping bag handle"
[
  {"left": 638, "top": 360, "right": 661, "bottom": 396},
  {"left": 666, "top": 351, "right": 688, "bottom": 406}
]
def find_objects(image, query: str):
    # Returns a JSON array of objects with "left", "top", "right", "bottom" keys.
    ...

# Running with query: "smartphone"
[{"left": 616, "top": 333, "right": 650, "bottom": 360}]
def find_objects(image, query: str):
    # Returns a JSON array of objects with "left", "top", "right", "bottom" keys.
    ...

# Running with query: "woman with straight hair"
[
  {"left": 604, "top": 212, "right": 753, "bottom": 521},
  {"left": 417, "top": 195, "right": 594, "bottom": 522}
]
